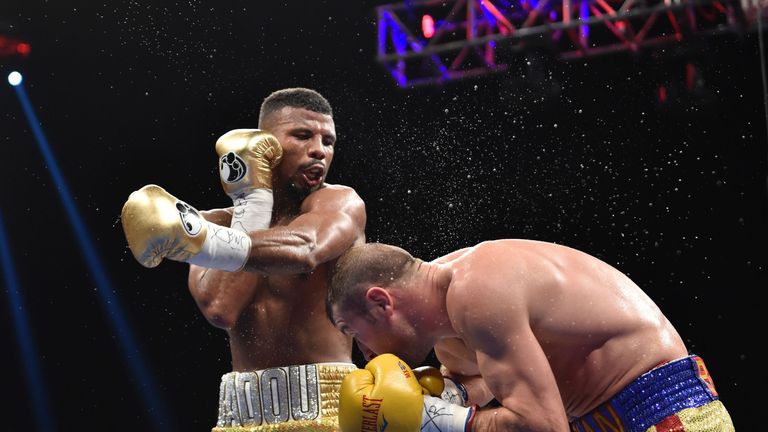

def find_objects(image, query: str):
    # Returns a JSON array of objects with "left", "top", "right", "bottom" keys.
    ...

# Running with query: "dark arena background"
[{"left": 1, "top": 0, "right": 765, "bottom": 430}]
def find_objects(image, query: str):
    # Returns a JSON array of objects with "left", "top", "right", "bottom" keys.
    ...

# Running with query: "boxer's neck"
[
  {"left": 272, "top": 182, "right": 312, "bottom": 218},
  {"left": 411, "top": 262, "right": 456, "bottom": 339},
  {"left": 417, "top": 261, "right": 452, "bottom": 292}
]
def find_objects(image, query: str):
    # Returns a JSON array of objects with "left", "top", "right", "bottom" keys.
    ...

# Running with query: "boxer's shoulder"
[
  {"left": 454, "top": 240, "right": 547, "bottom": 276},
  {"left": 312, "top": 182, "right": 359, "bottom": 194},
  {"left": 447, "top": 243, "right": 515, "bottom": 278},
  {"left": 445, "top": 245, "right": 531, "bottom": 333},
  {"left": 301, "top": 183, "right": 365, "bottom": 210}
]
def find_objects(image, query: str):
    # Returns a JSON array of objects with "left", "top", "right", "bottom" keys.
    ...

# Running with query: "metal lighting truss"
[{"left": 376, "top": 0, "right": 765, "bottom": 86}]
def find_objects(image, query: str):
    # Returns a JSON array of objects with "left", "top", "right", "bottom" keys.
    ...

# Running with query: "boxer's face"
[
  {"left": 264, "top": 107, "right": 336, "bottom": 196},
  {"left": 333, "top": 303, "right": 432, "bottom": 366}
]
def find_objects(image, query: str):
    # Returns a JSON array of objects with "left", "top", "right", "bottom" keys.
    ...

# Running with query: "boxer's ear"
[{"left": 365, "top": 286, "right": 394, "bottom": 319}]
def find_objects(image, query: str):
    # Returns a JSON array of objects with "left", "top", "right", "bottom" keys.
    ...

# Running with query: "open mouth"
[{"left": 303, "top": 165, "right": 325, "bottom": 182}]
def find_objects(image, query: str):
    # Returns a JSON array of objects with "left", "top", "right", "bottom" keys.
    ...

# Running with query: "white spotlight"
[{"left": 8, "top": 71, "right": 23, "bottom": 86}]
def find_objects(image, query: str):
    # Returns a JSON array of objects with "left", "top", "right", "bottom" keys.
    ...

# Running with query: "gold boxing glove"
[
  {"left": 215, "top": 129, "right": 282, "bottom": 196},
  {"left": 121, "top": 184, "right": 251, "bottom": 271},
  {"left": 216, "top": 129, "right": 282, "bottom": 233}
]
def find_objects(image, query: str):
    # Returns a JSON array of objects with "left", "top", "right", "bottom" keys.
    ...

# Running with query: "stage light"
[
  {"left": 8, "top": 71, "right": 22, "bottom": 86},
  {"left": 658, "top": 85, "right": 668, "bottom": 103},
  {"left": 0, "top": 35, "right": 31, "bottom": 58},
  {"left": 422, "top": 14, "right": 435, "bottom": 38},
  {"left": 0, "top": 210, "right": 55, "bottom": 432},
  {"left": 10, "top": 79, "right": 174, "bottom": 428},
  {"left": 16, "top": 42, "right": 31, "bottom": 56},
  {"left": 580, "top": 0, "right": 590, "bottom": 43}
]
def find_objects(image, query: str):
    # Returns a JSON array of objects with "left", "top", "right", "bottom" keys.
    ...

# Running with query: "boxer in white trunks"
[{"left": 122, "top": 88, "right": 366, "bottom": 431}]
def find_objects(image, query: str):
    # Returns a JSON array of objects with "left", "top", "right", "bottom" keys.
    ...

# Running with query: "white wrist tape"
[
  {"left": 421, "top": 395, "right": 474, "bottom": 432},
  {"left": 230, "top": 188, "right": 273, "bottom": 233},
  {"left": 442, "top": 377, "right": 469, "bottom": 407},
  {"left": 187, "top": 221, "right": 251, "bottom": 272}
]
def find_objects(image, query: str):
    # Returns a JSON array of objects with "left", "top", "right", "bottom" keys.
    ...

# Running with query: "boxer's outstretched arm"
[{"left": 240, "top": 185, "right": 366, "bottom": 275}]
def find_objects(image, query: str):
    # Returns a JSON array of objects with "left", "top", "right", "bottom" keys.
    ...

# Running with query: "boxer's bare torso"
[
  {"left": 188, "top": 107, "right": 366, "bottom": 371},
  {"left": 435, "top": 239, "right": 687, "bottom": 420},
  {"left": 191, "top": 184, "right": 364, "bottom": 370},
  {"left": 228, "top": 268, "right": 350, "bottom": 369},
  {"left": 228, "top": 189, "right": 360, "bottom": 369}
]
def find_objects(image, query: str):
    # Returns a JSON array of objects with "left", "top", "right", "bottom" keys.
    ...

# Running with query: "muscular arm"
[
  {"left": 187, "top": 207, "right": 259, "bottom": 329},
  {"left": 435, "top": 339, "right": 495, "bottom": 407},
  {"left": 241, "top": 186, "right": 366, "bottom": 274},
  {"left": 469, "top": 327, "right": 569, "bottom": 431},
  {"left": 451, "top": 266, "right": 569, "bottom": 431},
  {"left": 188, "top": 187, "right": 365, "bottom": 329}
]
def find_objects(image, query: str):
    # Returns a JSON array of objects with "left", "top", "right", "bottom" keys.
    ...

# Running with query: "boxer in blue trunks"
[{"left": 326, "top": 240, "right": 734, "bottom": 432}]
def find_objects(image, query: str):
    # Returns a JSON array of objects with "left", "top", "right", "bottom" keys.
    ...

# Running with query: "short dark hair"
[
  {"left": 258, "top": 88, "right": 333, "bottom": 127},
  {"left": 326, "top": 243, "right": 417, "bottom": 322}
]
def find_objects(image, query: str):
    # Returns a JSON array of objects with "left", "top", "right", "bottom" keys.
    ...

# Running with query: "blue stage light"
[
  {"left": 11, "top": 80, "right": 174, "bottom": 429},
  {"left": 8, "top": 71, "right": 23, "bottom": 86},
  {"left": 0, "top": 209, "right": 55, "bottom": 432}
]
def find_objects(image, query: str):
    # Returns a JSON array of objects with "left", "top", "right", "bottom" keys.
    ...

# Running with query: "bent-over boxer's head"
[
  {"left": 327, "top": 243, "right": 434, "bottom": 366},
  {"left": 258, "top": 88, "right": 335, "bottom": 198}
]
